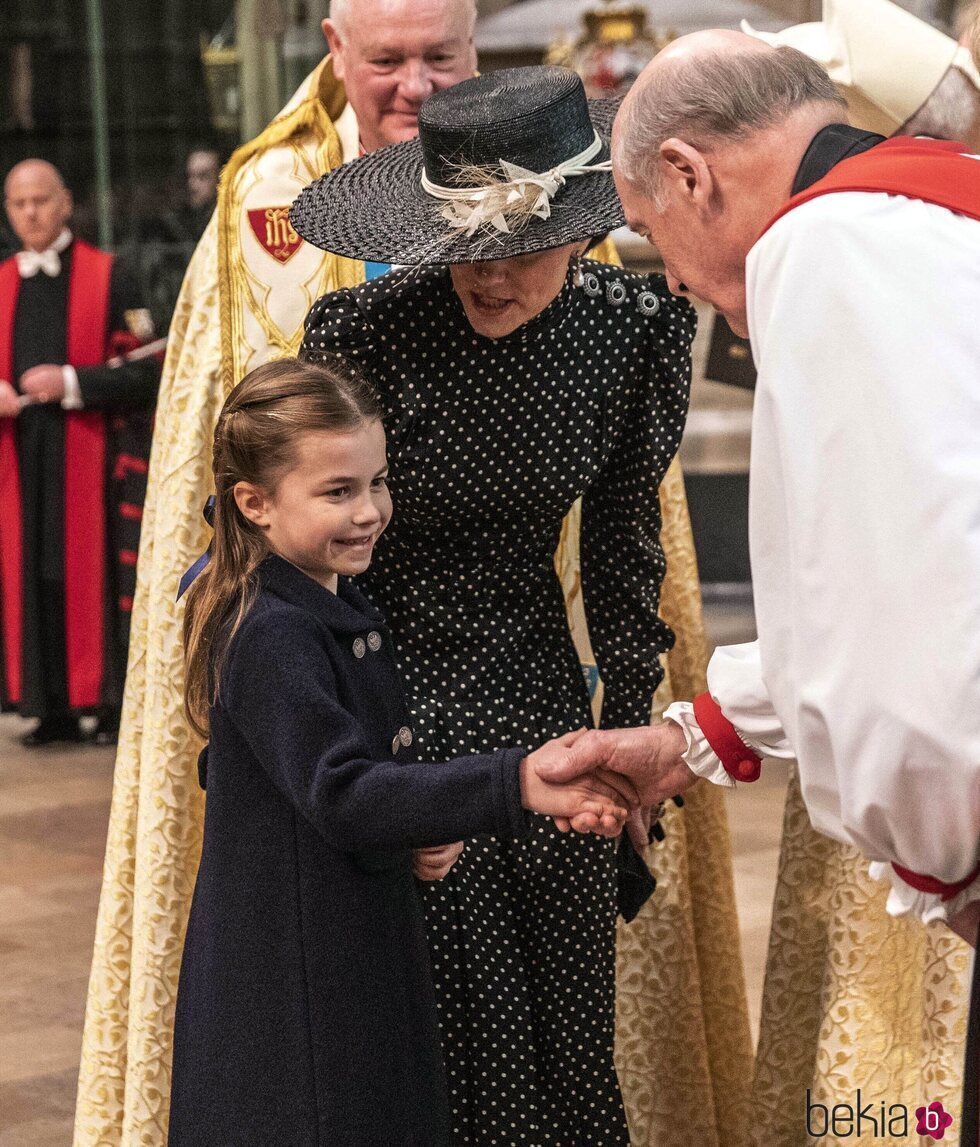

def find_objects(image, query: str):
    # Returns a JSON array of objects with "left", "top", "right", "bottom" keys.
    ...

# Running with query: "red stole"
[
  {"left": 0, "top": 240, "right": 111, "bottom": 708},
  {"left": 763, "top": 136, "right": 980, "bottom": 236}
]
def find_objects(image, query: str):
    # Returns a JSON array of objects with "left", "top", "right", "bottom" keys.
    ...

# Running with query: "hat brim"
[{"left": 290, "top": 99, "right": 623, "bottom": 264}]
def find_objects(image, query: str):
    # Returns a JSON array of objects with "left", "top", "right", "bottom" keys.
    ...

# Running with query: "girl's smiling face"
[{"left": 235, "top": 419, "right": 392, "bottom": 593}]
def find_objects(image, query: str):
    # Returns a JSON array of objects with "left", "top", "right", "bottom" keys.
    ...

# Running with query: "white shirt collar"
[{"left": 16, "top": 229, "right": 73, "bottom": 278}]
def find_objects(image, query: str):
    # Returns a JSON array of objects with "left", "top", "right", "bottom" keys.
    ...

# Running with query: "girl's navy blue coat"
[{"left": 168, "top": 555, "right": 529, "bottom": 1146}]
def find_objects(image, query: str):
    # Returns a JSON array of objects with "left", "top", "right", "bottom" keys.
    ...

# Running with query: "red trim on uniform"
[
  {"left": 762, "top": 136, "right": 980, "bottom": 240},
  {"left": 108, "top": 330, "right": 140, "bottom": 359},
  {"left": 64, "top": 240, "right": 112, "bottom": 709},
  {"left": 0, "top": 257, "right": 24, "bottom": 702},
  {"left": 112, "top": 453, "right": 148, "bottom": 479},
  {"left": 119, "top": 502, "right": 143, "bottom": 521},
  {"left": 693, "top": 691, "right": 762, "bottom": 782},
  {"left": 892, "top": 862, "right": 980, "bottom": 903},
  {"left": 0, "top": 243, "right": 116, "bottom": 709}
]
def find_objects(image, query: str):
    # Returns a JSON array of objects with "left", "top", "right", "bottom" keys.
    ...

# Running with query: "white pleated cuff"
[
  {"left": 869, "top": 861, "right": 980, "bottom": 925},
  {"left": 664, "top": 702, "right": 735, "bottom": 788}
]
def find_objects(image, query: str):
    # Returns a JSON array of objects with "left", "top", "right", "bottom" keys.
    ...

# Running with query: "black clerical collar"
[{"left": 792, "top": 123, "right": 887, "bottom": 195}]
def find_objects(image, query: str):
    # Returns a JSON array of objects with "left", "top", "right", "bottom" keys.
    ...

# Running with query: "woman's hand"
[
  {"left": 413, "top": 841, "right": 464, "bottom": 881},
  {"left": 625, "top": 807, "right": 653, "bottom": 855},
  {"left": 521, "top": 731, "right": 638, "bottom": 838}
]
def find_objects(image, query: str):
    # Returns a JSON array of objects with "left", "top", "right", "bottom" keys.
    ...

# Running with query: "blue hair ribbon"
[{"left": 176, "top": 495, "right": 217, "bottom": 601}]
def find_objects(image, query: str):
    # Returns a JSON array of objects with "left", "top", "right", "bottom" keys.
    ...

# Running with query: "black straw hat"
[{"left": 290, "top": 66, "right": 624, "bottom": 265}]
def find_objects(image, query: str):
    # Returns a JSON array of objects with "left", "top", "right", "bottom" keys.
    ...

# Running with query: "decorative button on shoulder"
[
  {"left": 398, "top": 726, "right": 413, "bottom": 747},
  {"left": 367, "top": 631, "right": 382, "bottom": 652},
  {"left": 606, "top": 279, "right": 626, "bottom": 306},
  {"left": 582, "top": 271, "right": 601, "bottom": 298},
  {"left": 352, "top": 637, "right": 366, "bottom": 659},
  {"left": 637, "top": 290, "right": 660, "bottom": 316}
]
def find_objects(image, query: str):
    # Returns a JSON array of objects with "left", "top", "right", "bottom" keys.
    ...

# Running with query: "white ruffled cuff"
[
  {"left": 869, "top": 861, "right": 980, "bottom": 925},
  {"left": 664, "top": 701, "right": 735, "bottom": 788}
]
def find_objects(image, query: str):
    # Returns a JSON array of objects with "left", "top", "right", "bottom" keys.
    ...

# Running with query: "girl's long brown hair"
[{"left": 182, "top": 357, "right": 382, "bottom": 738}]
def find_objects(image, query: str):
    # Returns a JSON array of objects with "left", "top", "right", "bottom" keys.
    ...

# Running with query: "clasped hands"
[
  {"left": 413, "top": 723, "right": 699, "bottom": 881},
  {"left": 0, "top": 365, "right": 67, "bottom": 417}
]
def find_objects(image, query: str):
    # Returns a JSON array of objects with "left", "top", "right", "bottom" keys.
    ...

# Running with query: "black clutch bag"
[
  {"left": 705, "top": 314, "right": 756, "bottom": 391},
  {"left": 616, "top": 834, "right": 656, "bottom": 923}
]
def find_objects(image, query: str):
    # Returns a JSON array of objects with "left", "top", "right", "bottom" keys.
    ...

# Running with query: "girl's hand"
[
  {"left": 520, "top": 732, "right": 637, "bottom": 838},
  {"left": 413, "top": 841, "right": 464, "bottom": 881}
]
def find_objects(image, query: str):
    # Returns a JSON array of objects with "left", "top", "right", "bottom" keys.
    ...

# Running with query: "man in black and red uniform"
[{"left": 0, "top": 160, "right": 158, "bottom": 745}]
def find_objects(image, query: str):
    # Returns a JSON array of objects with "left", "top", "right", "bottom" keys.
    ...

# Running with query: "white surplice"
[{"left": 667, "top": 188, "right": 980, "bottom": 923}]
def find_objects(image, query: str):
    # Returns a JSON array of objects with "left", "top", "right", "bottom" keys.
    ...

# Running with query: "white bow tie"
[{"left": 17, "top": 247, "right": 62, "bottom": 278}]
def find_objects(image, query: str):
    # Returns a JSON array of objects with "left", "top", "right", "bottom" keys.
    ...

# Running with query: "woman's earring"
[{"left": 572, "top": 254, "right": 585, "bottom": 289}]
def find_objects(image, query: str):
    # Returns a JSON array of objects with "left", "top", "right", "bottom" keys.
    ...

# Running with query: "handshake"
[{"left": 413, "top": 723, "right": 698, "bottom": 880}]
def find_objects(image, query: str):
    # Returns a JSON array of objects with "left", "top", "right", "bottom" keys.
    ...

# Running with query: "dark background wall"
[{"left": 0, "top": 0, "right": 233, "bottom": 244}]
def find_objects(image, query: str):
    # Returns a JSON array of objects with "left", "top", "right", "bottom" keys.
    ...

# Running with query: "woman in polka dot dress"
[{"left": 292, "top": 67, "right": 694, "bottom": 1146}]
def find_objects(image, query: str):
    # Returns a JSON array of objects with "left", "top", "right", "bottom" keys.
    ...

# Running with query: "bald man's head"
[
  {"left": 4, "top": 160, "right": 72, "bottom": 253},
  {"left": 611, "top": 32, "right": 846, "bottom": 336},
  {"left": 323, "top": 0, "right": 477, "bottom": 152},
  {"left": 614, "top": 31, "right": 845, "bottom": 195},
  {"left": 4, "top": 159, "right": 65, "bottom": 198}
]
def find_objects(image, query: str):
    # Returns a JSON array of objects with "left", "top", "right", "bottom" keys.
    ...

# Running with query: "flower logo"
[{"left": 915, "top": 1101, "right": 954, "bottom": 1140}]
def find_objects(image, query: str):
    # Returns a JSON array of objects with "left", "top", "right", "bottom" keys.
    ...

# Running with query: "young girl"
[{"left": 168, "top": 359, "right": 632, "bottom": 1147}]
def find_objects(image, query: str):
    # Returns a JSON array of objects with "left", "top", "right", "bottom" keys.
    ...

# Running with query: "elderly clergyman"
[{"left": 544, "top": 31, "right": 980, "bottom": 944}]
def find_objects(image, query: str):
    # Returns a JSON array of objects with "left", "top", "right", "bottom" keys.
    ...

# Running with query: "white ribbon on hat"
[
  {"left": 420, "top": 132, "right": 611, "bottom": 238},
  {"left": 16, "top": 229, "right": 72, "bottom": 279}
]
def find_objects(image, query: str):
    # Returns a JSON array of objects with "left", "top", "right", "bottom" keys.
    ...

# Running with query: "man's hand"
[
  {"left": 533, "top": 722, "right": 698, "bottom": 809},
  {"left": 19, "top": 364, "right": 66, "bottom": 404},
  {"left": 0, "top": 381, "right": 20, "bottom": 418},
  {"left": 520, "top": 731, "right": 639, "bottom": 838},
  {"left": 413, "top": 841, "right": 464, "bottom": 881}
]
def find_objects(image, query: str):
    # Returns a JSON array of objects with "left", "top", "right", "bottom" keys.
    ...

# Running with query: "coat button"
[
  {"left": 367, "top": 631, "right": 382, "bottom": 652},
  {"left": 391, "top": 734, "right": 401, "bottom": 755},
  {"left": 352, "top": 637, "right": 366, "bottom": 658},
  {"left": 398, "top": 726, "right": 413, "bottom": 747}
]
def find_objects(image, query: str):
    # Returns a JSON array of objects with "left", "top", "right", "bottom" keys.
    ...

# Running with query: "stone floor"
[
  {"left": 0, "top": 723, "right": 116, "bottom": 1147},
  {"left": 0, "top": 598, "right": 782, "bottom": 1146}
]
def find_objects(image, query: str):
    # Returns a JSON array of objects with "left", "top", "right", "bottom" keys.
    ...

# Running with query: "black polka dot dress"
[{"left": 302, "top": 262, "right": 694, "bottom": 1146}]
